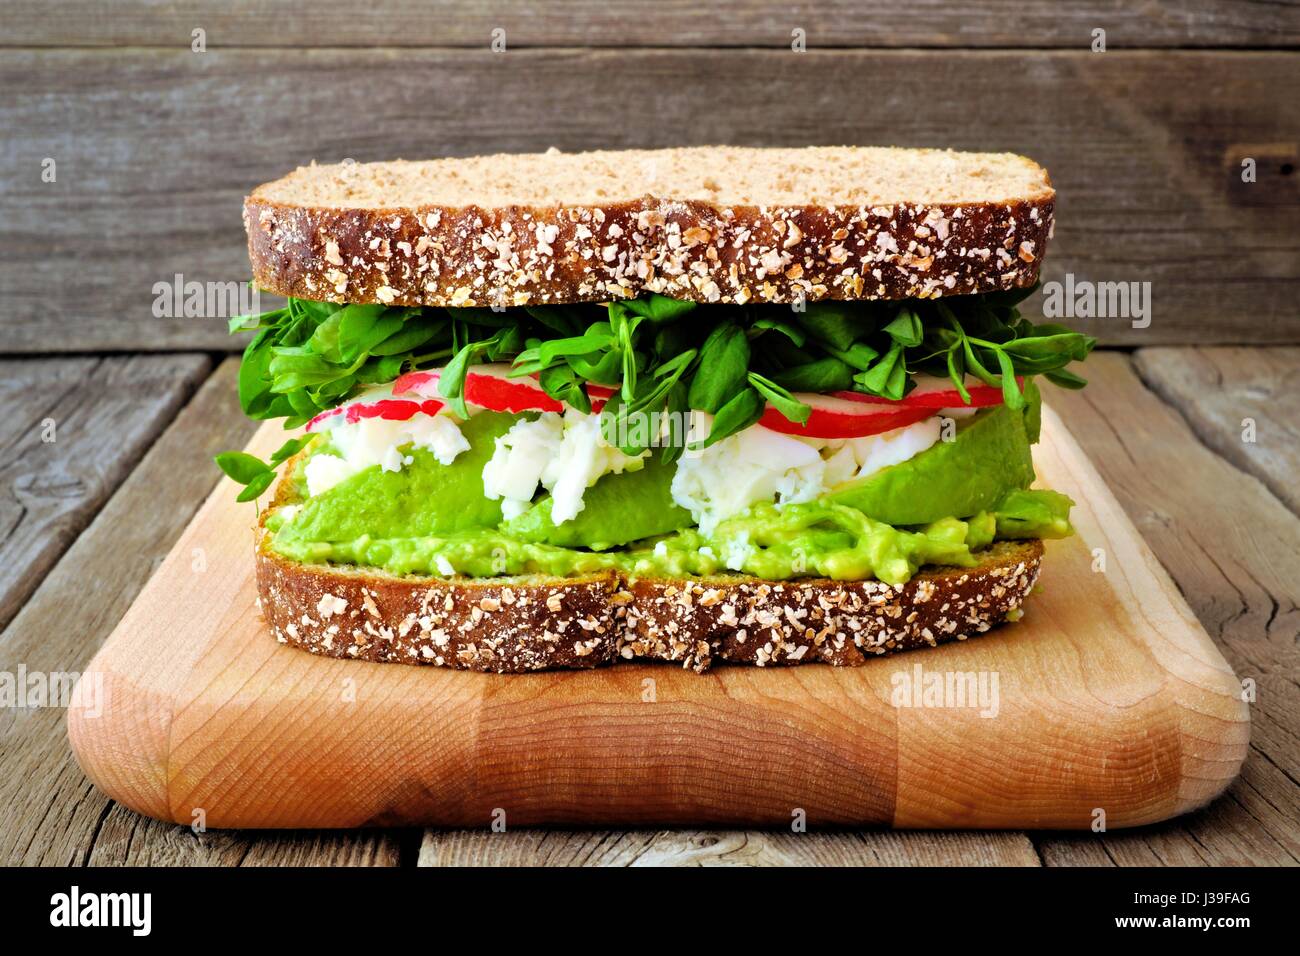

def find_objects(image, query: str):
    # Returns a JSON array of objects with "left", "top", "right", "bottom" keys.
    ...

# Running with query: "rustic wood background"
[
  {"left": 2, "top": 1, "right": 1297, "bottom": 867},
  {"left": 2, "top": 2, "right": 1298, "bottom": 349}
]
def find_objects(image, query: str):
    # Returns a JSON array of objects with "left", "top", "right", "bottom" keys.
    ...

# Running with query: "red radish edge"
[
  {"left": 833, "top": 376, "right": 1022, "bottom": 409},
  {"left": 305, "top": 383, "right": 444, "bottom": 433},
  {"left": 395, "top": 365, "right": 566, "bottom": 414},
  {"left": 759, "top": 403, "right": 935, "bottom": 439}
]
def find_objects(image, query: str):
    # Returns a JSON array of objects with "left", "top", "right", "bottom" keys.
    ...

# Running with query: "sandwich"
[{"left": 221, "top": 146, "right": 1094, "bottom": 672}]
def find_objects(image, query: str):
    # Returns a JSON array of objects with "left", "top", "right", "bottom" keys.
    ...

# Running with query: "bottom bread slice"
[{"left": 255, "top": 535, "right": 1044, "bottom": 673}]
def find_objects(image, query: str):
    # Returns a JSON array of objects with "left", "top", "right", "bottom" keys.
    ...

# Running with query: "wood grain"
[
  {"left": 0, "top": 359, "right": 405, "bottom": 865},
  {"left": 64, "top": 408, "right": 1248, "bottom": 830},
  {"left": 83, "top": 815, "right": 403, "bottom": 866},
  {"left": 0, "top": 355, "right": 208, "bottom": 631},
  {"left": 418, "top": 829, "right": 1041, "bottom": 866},
  {"left": 1031, "top": 354, "right": 1300, "bottom": 866},
  {"left": 1, "top": 49, "right": 1295, "bottom": 351},
  {"left": 1135, "top": 347, "right": 1300, "bottom": 517},
  {"left": 7, "top": 1, "right": 1299, "bottom": 48}
]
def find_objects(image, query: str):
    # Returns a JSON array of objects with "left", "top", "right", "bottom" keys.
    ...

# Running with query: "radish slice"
[
  {"left": 306, "top": 382, "right": 444, "bottom": 433},
  {"left": 392, "top": 369, "right": 440, "bottom": 396},
  {"left": 758, "top": 392, "right": 935, "bottom": 439},
  {"left": 587, "top": 383, "right": 616, "bottom": 412},
  {"left": 394, "top": 364, "right": 563, "bottom": 414},
  {"left": 833, "top": 373, "right": 1020, "bottom": 409}
]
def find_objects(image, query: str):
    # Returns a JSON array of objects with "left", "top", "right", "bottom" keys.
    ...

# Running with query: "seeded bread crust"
[
  {"left": 255, "top": 530, "right": 1043, "bottom": 673},
  {"left": 244, "top": 147, "right": 1054, "bottom": 308}
]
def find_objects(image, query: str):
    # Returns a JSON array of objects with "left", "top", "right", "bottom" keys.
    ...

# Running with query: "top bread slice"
[{"left": 245, "top": 146, "right": 1054, "bottom": 308}]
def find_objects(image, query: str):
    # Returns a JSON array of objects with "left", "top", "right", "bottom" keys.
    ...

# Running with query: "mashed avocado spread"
[{"left": 266, "top": 394, "right": 1073, "bottom": 585}]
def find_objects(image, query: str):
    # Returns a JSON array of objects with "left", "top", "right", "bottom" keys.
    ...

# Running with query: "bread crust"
[
  {"left": 256, "top": 534, "right": 626, "bottom": 671},
  {"left": 244, "top": 155, "right": 1054, "bottom": 308},
  {"left": 255, "top": 533, "right": 1043, "bottom": 673}
]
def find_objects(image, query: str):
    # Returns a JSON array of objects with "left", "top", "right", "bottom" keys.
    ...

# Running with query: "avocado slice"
[
  {"left": 504, "top": 451, "right": 693, "bottom": 550},
  {"left": 274, "top": 411, "right": 518, "bottom": 543},
  {"left": 827, "top": 401, "right": 1036, "bottom": 526}
]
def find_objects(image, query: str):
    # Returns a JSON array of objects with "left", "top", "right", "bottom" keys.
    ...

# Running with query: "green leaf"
[
  {"left": 440, "top": 341, "right": 484, "bottom": 417},
  {"left": 228, "top": 310, "right": 266, "bottom": 334},
  {"left": 824, "top": 342, "right": 880, "bottom": 371},
  {"left": 367, "top": 319, "right": 439, "bottom": 356},
  {"left": 1021, "top": 377, "right": 1043, "bottom": 443},
  {"left": 770, "top": 357, "right": 853, "bottom": 393},
  {"left": 623, "top": 293, "right": 696, "bottom": 323},
  {"left": 269, "top": 436, "right": 312, "bottom": 465},
  {"left": 286, "top": 387, "right": 323, "bottom": 421},
  {"left": 214, "top": 451, "right": 271, "bottom": 485},
  {"left": 362, "top": 355, "right": 408, "bottom": 385},
  {"left": 630, "top": 348, "right": 693, "bottom": 414},
  {"left": 268, "top": 347, "right": 340, "bottom": 391},
  {"left": 337, "top": 305, "right": 400, "bottom": 363},
  {"left": 996, "top": 348, "right": 1025, "bottom": 410},
  {"left": 306, "top": 308, "right": 348, "bottom": 363},
  {"left": 748, "top": 372, "right": 810, "bottom": 424},
  {"left": 615, "top": 307, "right": 640, "bottom": 401},
  {"left": 488, "top": 323, "right": 526, "bottom": 360},
  {"left": 687, "top": 322, "right": 750, "bottom": 413},
  {"left": 568, "top": 348, "right": 622, "bottom": 384},
  {"left": 517, "top": 326, "right": 616, "bottom": 369},
  {"left": 793, "top": 303, "right": 862, "bottom": 351},
  {"left": 751, "top": 317, "right": 806, "bottom": 347},
  {"left": 237, "top": 329, "right": 277, "bottom": 417},
  {"left": 598, "top": 391, "right": 658, "bottom": 458},
  {"left": 660, "top": 380, "right": 691, "bottom": 465},
  {"left": 945, "top": 346, "right": 971, "bottom": 403},
  {"left": 235, "top": 469, "right": 276, "bottom": 503},
  {"left": 1043, "top": 367, "right": 1088, "bottom": 389},
  {"left": 882, "top": 308, "right": 924, "bottom": 347},
  {"left": 298, "top": 299, "right": 339, "bottom": 322},
  {"left": 855, "top": 343, "right": 907, "bottom": 399},
  {"left": 700, "top": 387, "right": 764, "bottom": 448},
  {"left": 525, "top": 304, "right": 585, "bottom": 336},
  {"left": 540, "top": 364, "right": 591, "bottom": 414},
  {"left": 960, "top": 336, "right": 999, "bottom": 388}
]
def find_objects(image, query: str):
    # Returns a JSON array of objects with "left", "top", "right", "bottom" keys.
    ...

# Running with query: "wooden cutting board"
[{"left": 66, "top": 406, "right": 1249, "bottom": 829}]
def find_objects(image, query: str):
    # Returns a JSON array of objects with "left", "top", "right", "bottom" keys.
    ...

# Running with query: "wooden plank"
[
  {"left": 6, "top": 1, "right": 1299, "bottom": 48},
  {"left": 0, "top": 355, "right": 209, "bottom": 630},
  {"left": 0, "top": 359, "right": 406, "bottom": 865},
  {"left": 1, "top": 49, "right": 1296, "bottom": 351},
  {"left": 83, "top": 812, "right": 403, "bottom": 866},
  {"left": 1135, "top": 347, "right": 1300, "bottom": 517},
  {"left": 1032, "top": 353, "right": 1300, "bottom": 866},
  {"left": 419, "top": 829, "right": 1041, "bottom": 866}
]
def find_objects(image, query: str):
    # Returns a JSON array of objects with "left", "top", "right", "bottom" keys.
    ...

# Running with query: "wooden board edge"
[
  {"left": 65, "top": 470, "right": 267, "bottom": 826},
  {"left": 1037, "top": 406, "right": 1250, "bottom": 826},
  {"left": 67, "top": 671, "right": 179, "bottom": 824}
]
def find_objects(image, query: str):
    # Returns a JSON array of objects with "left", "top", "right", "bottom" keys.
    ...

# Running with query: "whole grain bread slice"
[
  {"left": 255, "top": 529, "right": 1043, "bottom": 674},
  {"left": 245, "top": 146, "right": 1054, "bottom": 309}
]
